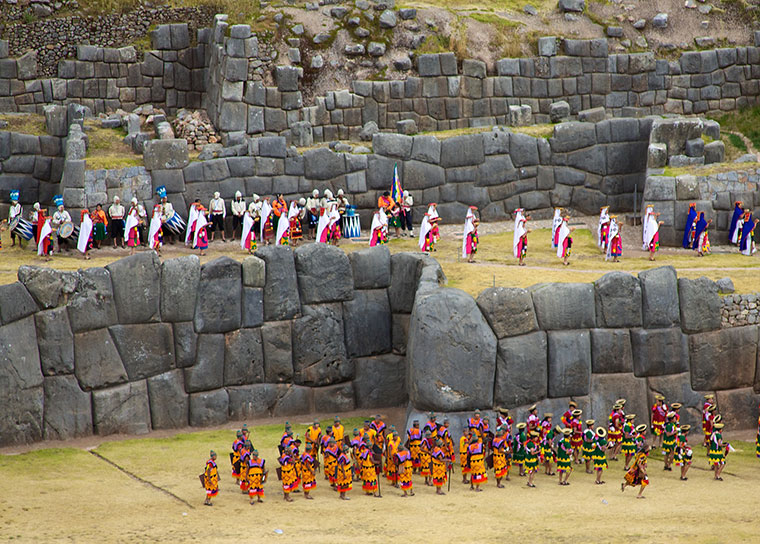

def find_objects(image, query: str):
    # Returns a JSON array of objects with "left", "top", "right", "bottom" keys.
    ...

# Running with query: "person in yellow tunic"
[
  {"left": 203, "top": 451, "right": 219, "bottom": 506},
  {"left": 385, "top": 430, "right": 401, "bottom": 486},
  {"left": 300, "top": 444, "right": 317, "bottom": 500},
  {"left": 278, "top": 447, "right": 300, "bottom": 502},
  {"left": 622, "top": 448, "right": 649, "bottom": 499},
  {"left": 395, "top": 443, "right": 415, "bottom": 497},
  {"left": 359, "top": 443, "right": 381, "bottom": 497},
  {"left": 231, "top": 430, "right": 244, "bottom": 483},
  {"left": 406, "top": 420, "right": 423, "bottom": 472},
  {"left": 336, "top": 446, "right": 353, "bottom": 500},
  {"left": 238, "top": 440, "right": 252, "bottom": 494},
  {"left": 431, "top": 439, "right": 448, "bottom": 495},
  {"left": 323, "top": 438, "right": 339, "bottom": 487},
  {"left": 247, "top": 450, "right": 267, "bottom": 505},
  {"left": 468, "top": 436, "right": 488, "bottom": 492},
  {"left": 419, "top": 431, "right": 433, "bottom": 485},
  {"left": 333, "top": 416, "right": 345, "bottom": 444},
  {"left": 459, "top": 430, "right": 471, "bottom": 484},
  {"left": 492, "top": 428, "right": 510, "bottom": 488},
  {"left": 306, "top": 420, "right": 322, "bottom": 455},
  {"left": 524, "top": 431, "right": 540, "bottom": 488}
]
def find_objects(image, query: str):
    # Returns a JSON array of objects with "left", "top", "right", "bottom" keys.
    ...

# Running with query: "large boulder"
[
  {"left": 638, "top": 266, "right": 680, "bottom": 328},
  {"left": 689, "top": 326, "right": 758, "bottom": 390},
  {"left": 476, "top": 287, "right": 538, "bottom": 338},
  {"left": 0, "top": 282, "right": 38, "bottom": 325},
  {"left": 292, "top": 303, "right": 352, "bottom": 386},
  {"left": 388, "top": 253, "right": 422, "bottom": 313},
  {"left": 228, "top": 384, "right": 281, "bottom": 419},
  {"left": 67, "top": 268, "right": 118, "bottom": 333},
  {"left": 531, "top": 283, "right": 596, "bottom": 330},
  {"left": 184, "top": 334, "right": 225, "bottom": 393},
  {"left": 294, "top": 244, "right": 354, "bottom": 304},
  {"left": 407, "top": 288, "right": 497, "bottom": 411},
  {"left": 594, "top": 272, "right": 642, "bottom": 328},
  {"left": 353, "top": 354, "right": 407, "bottom": 408},
  {"left": 678, "top": 277, "right": 721, "bottom": 333},
  {"left": 715, "top": 387, "right": 760, "bottom": 429},
  {"left": 147, "top": 370, "right": 188, "bottom": 429},
  {"left": 43, "top": 375, "right": 92, "bottom": 440},
  {"left": 92, "top": 381, "right": 151, "bottom": 435},
  {"left": 242, "top": 288, "right": 264, "bottom": 328},
  {"left": 194, "top": 257, "right": 242, "bottom": 333},
  {"left": 343, "top": 289, "right": 392, "bottom": 358},
  {"left": 494, "top": 331, "right": 548, "bottom": 407},
  {"left": 313, "top": 383, "right": 355, "bottom": 413},
  {"left": 547, "top": 330, "right": 591, "bottom": 397},
  {"left": 255, "top": 246, "right": 301, "bottom": 321},
  {"left": 392, "top": 313, "right": 410, "bottom": 354},
  {"left": 109, "top": 323, "right": 175, "bottom": 381},
  {"left": 590, "top": 328, "right": 633, "bottom": 373},
  {"left": 18, "top": 266, "right": 79, "bottom": 309},
  {"left": 106, "top": 252, "right": 161, "bottom": 324},
  {"left": 173, "top": 321, "right": 197, "bottom": 368},
  {"left": 590, "top": 373, "right": 648, "bottom": 424},
  {"left": 261, "top": 321, "right": 293, "bottom": 382},
  {"left": 350, "top": 246, "right": 391, "bottom": 289},
  {"left": 35, "top": 308, "right": 74, "bottom": 375},
  {"left": 0, "top": 317, "right": 43, "bottom": 445},
  {"left": 242, "top": 256, "right": 266, "bottom": 287},
  {"left": 160, "top": 255, "right": 200, "bottom": 322},
  {"left": 646, "top": 372, "right": 709, "bottom": 429},
  {"left": 272, "top": 385, "right": 313, "bottom": 416},
  {"left": 189, "top": 389, "right": 229, "bottom": 427},
  {"left": 73, "top": 328, "right": 128, "bottom": 390},
  {"left": 630, "top": 327, "right": 688, "bottom": 377},
  {"left": 224, "top": 328, "right": 264, "bottom": 386}
]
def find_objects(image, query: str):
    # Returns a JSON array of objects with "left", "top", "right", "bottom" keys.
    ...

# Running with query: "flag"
[{"left": 391, "top": 163, "right": 403, "bottom": 203}]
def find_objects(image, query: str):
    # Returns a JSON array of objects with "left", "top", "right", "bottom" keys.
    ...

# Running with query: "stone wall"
[
  {"left": 0, "top": 129, "right": 63, "bottom": 206},
  {"left": 0, "top": 245, "right": 444, "bottom": 446},
  {"left": 406, "top": 267, "right": 760, "bottom": 433}
]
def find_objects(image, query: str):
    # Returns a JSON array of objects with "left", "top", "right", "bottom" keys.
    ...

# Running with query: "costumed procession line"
[{"left": 87, "top": 449, "right": 195, "bottom": 509}]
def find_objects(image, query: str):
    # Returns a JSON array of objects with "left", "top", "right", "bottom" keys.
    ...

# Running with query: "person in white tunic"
[
  {"left": 209, "top": 191, "right": 227, "bottom": 242},
  {"left": 8, "top": 191, "right": 22, "bottom": 247},
  {"left": 231, "top": 191, "right": 246, "bottom": 240}
]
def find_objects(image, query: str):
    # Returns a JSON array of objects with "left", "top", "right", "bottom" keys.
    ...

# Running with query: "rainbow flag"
[{"left": 391, "top": 163, "right": 403, "bottom": 203}]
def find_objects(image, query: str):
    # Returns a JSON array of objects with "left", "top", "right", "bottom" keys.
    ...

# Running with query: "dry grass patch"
[
  {"left": 0, "top": 113, "right": 47, "bottom": 136},
  {"left": 84, "top": 122, "right": 143, "bottom": 171}
]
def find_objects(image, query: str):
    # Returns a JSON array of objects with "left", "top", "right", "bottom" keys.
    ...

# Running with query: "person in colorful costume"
[
  {"left": 556, "top": 215, "right": 575, "bottom": 266},
  {"left": 593, "top": 427, "right": 609, "bottom": 485},
  {"left": 621, "top": 414, "right": 637, "bottom": 470},
  {"left": 597, "top": 205, "right": 610, "bottom": 251},
  {"left": 385, "top": 429, "right": 401, "bottom": 486},
  {"left": 708, "top": 422, "right": 727, "bottom": 481},
  {"left": 662, "top": 412, "right": 678, "bottom": 471},
  {"left": 692, "top": 211, "right": 711, "bottom": 256},
  {"left": 569, "top": 409, "right": 583, "bottom": 464},
  {"left": 406, "top": 419, "right": 423, "bottom": 473},
  {"left": 703, "top": 394, "right": 716, "bottom": 447},
  {"left": 523, "top": 431, "right": 540, "bottom": 488},
  {"left": 651, "top": 394, "right": 668, "bottom": 448},
  {"left": 622, "top": 447, "right": 649, "bottom": 499},
  {"left": 683, "top": 202, "right": 697, "bottom": 248},
  {"left": 607, "top": 401, "right": 625, "bottom": 461},
  {"left": 395, "top": 443, "right": 414, "bottom": 497},
  {"left": 492, "top": 428, "right": 510, "bottom": 487},
  {"left": 462, "top": 206, "right": 479, "bottom": 263},
  {"left": 431, "top": 439, "right": 448, "bottom": 495},
  {"left": 642, "top": 204, "right": 664, "bottom": 261},
  {"left": 377, "top": 191, "right": 400, "bottom": 238},
  {"left": 606, "top": 215, "right": 622, "bottom": 262},
  {"left": 513, "top": 208, "right": 531, "bottom": 266},
  {"left": 674, "top": 424, "right": 693, "bottom": 481},
  {"left": 729, "top": 201, "right": 744, "bottom": 244},
  {"left": 359, "top": 442, "right": 380, "bottom": 497},
  {"left": 468, "top": 435, "right": 488, "bottom": 491},
  {"left": 556, "top": 428, "right": 573, "bottom": 486},
  {"left": 247, "top": 449, "right": 267, "bottom": 504},
  {"left": 513, "top": 422, "right": 527, "bottom": 477},
  {"left": 582, "top": 419, "right": 596, "bottom": 474},
  {"left": 203, "top": 451, "right": 219, "bottom": 506},
  {"left": 460, "top": 429, "right": 472, "bottom": 483},
  {"left": 336, "top": 445, "right": 353, "bottom": 499},
  {"left": 540, "top": 413, "right": 555, "bottom": 476}
]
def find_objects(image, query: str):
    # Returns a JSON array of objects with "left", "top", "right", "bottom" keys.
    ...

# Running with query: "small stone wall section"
[
  {"left": 0, "top": 128, "right": 63, "bottom": 206},
  {"left": 722, "top": 293, "right": 760, "bottom": 327}
]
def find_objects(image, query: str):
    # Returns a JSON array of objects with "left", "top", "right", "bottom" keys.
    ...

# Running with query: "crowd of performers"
[{"left": 202, "top": 394, "right": 755, "bottom": 505}]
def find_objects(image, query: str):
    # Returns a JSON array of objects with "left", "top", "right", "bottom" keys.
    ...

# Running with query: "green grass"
[
  {"left": 85, "top": 122, "right": 143, "bottom": 170},
  {"left": 468, "top": 12, "right": 523, "bottom": 28},
  {"left": 727, "top": 132, "right": 748, "bottom": 153},
  {"left": 662, "top": 161, "right": 760, "bottom": 178},
  {"left": 712, "top": 106, "right": 760, "bottom": 150},
  {"left": 0, "top": 113, "right": 48, "bottom": 136}
]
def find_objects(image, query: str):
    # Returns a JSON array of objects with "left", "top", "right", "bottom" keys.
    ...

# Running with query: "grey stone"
[
  {"left": 313, "top": 382, "right": 355, "bottom": 413},
  {"left": 17, "top": 267, "right": 78, "bottom": 310},
  {"left": 272, "top": 385, "right": 313, "bottom": 417},
  {"left": 189, "top": 389, "right": 229, "bottom": 427},
  {"left": 549, "top": 100, "right": 570, "bottom": 123},
  {"left": 147, "top": 370, "right": 188, "bottom": 429},
  {"left": 360, "top": 121, "right": 379, "bottom": 141},
  {"left": 494, "top": 331, "right": 547, "bottom": 407},
  {"left": 558, "top": 0, "right": 584, "bottom": 12},
  {"left": 255, "top": 246, "right": 301, "bottom": 321},
  {"left": 396, "top": 119, "right": 418, "bottom": 135},
  {"left": 242, "top": 288, "right": 264, "bottom": 329},
  {"left": 224, "top": 328, "right": 264, "bottom": 385},
  {"left": 372, "top": 133, "right": 413, "bottom": 159},
  {"left": 368, "top": 42, "right": 387, "bottom": 57},
  {"left": 160, "top": 255, "right": 200, "bottom": 322},
  {"left": 538, "top": 37, "right": 558, "bottom": 57},
  {"left": 343, "top": 289, "right": 392, "bottom": 357},
  {"left": 354, "top": 354, "right": 407, "bottom": 408},
  {"left": 194, "top": 257, "right": 242, "bottom": 333},
  {"left": 531, "top": 283, "right": 596, "bottom": 330},
  {"left": 294, "top": 244, "right": 354, "bottom": 303},
  {"left": 417, "top": 54, "right": 441, "bottom": 76},
  {"left": 594, "top": 271, "right": 642, "bottom": 328},
  {"left": 388, "top": 253, "right": 422, "bottom": 313},
  {"left": 173, "top": 322, "right": 197, "bottom": 368},
  {"left": 476, "top": 287, "right": 538, "bottom": 338},
  {"left": 16, "top": 50, "right": 37, "bottom": 80},
  {"left": 92, "top": 381, "right": 151, "bottom": 435},
  {"left": 292, "top": 303, "right": 352, "bottom": 386},
  {"left": 35, "top": 308, "right": 74, "bottom": 376},
  {"left": 652, "top": 12, "right": 668, "bottom": 28},
  {"left": 639, "top": 266, "right": 680, "bottom": 328},
  {"left": 647, "top": 372, "right": 708, "bottom": 429},
  {"left": 241, "top": 256, "right": 266, "bottom": 289},
  {"left": 590, "top": 328, "right": 633, "bottom": 373},
  {"left": 407, "top": 288, "right": 497, "bottom": 410},
  {"left": 350, "top": 246, "right": 391, "bottom": 289},
  {"left": 547, "top": 330, "right": 591, "bottom": 397},
  {"left": 275, "top": 65, "right": 301, "bottom": 92},
  {"left": 43, "top": 375, "right": 92, "bottom": 440},
  {"left": 509, "top": 132, "right": 539, "bottom": 166},
  {"left": 704, "top": 141, "right": 724, "bottom": 164},
  {"left": 184, "top": 334, "right": 224, "bottom": 393},
  {"left": 303, "top": 147, "right": 346, "bottom": 179},
  {"left": 0, "top": 282, "right": 38, "bottom": 325},
  {"left": 143, "top": 139, "right": 189, "bottom": 170},
  {"left": 73, "top": 328, "right": 128, "bottom": 390},
  {"left": 227, "top": 384, "right": 278, "bottom": 419},
  {"left": 109, "top": 323, "right": 174, "bottom": 381},
  {"left": 379, "top": 9, "right": 397, "bottom": 28},
  {"left": 43, "top": 104, "right": 68, "bottom": 137},
  {"left": 678, "top": 277, "right": 721, "bottom": 333},
  {"left": 689, "top": 327, "right": 757, "bottom": 390},
  {"left": 261, "top": 321, "right": 293, "bottom": 383},
  {"left": 630, "top": 327, "right": 688, "bottom": 377},
  {"left": 716, "top": 277, "right": 735, "bottom": 294},
  {"left": 715, "top": 387, "right": 760, "bottom": 429},
  {"left": 606, "top": 26, "right": 623, "bottom": 38},
  {"left": 590, "top": 373, "right": 648, "bottom": 425},
  {"left": 440, "top": 134, "right": 485, "bottom": 168},
  {"left": 106, "top": 252, "right": 160, "bottom": 324}
]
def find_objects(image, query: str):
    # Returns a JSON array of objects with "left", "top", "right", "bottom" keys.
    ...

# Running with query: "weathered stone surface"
[
  {"left": 92, "top": 381, "right": 151, "bottom": 435},
  {"left": 67, "top": 268, "right": 118, "bottom": 333},
  {"left": 143, "top": 139, "right": 189, "bottom": 170},
  {"left": 73, "top": 328, "right": 128, "bottom": 390},
  {"left": 354, "top": 353, "right": 407, "bottom": 408},
  {"left": 17, "top": 266, "right": 79, "bottom": 309},
  {"left": 678, "top": 277, "right": 721, "bottom": 333},
  {"left": 43, "top": 375, "right": 92, "bottom": 440},
  {"left": 388, "top": 253, "right": 422, "bottom": 313},
  {"left": 350, "top": 246, "right": 391, "bottom": 289},
  {"left": 715, "top": 387, "right": 760, "bottom": 429},
  {"left": 689, "top": 326, "right": 758, "bottom": 390},
  {"left": 531, "top": 283, "right": 596, "bottom": 330},
  {"left": 313, "top": 382, "right": 355, "bottom": 413},
  {"left": 272, "top": 384, "right": 313, "bottom": 416},
  {"left": 343, "top": 289, "right": 392, "bottom": 358},
  {"left": 392, "top": 313, "right": 410, "bottom": 354},
  {"left": 590, "top": 373, "right": 648, "bottom": 424},
  {"left": 639, "top": 266, "right": 680, "bottom": 328},
  {"left": 630, "top": 327, "right": 688, "bottom": 377},
  {"left": 255, "top": 246, "right": 301, "bottom": 321},
  {"left": 173, "top": 321, "right": 197, "bottom": 368},
  {"left": 0, "top": 282, "right": 38, "bottom": 325},
  {"left": 224, "top": 328, "right": 264, "bottom": 386},
  {"left": 35, "top": 308, "right": 74, "bottom": 375},
  {"left": 147, "top": 370, "right": 188, "bottom": 429},
  {"left": 594, "top": 271, "right": 642, "bottom": 328},
  {"left": 476, "top": 287, "right": 537, "bottom": 339},
  {"left": 590, "top": 328, "right": 633, "bottom": 373},
  {"left": 292, "top": 303, "right": 352, "bottom": 386},
  {"left": 242, "top": 255, "right": 266, "bottom": 287},
  {"left": 184, "top": 334, "right": 224, "bottom": 393},
  {"left": 106, "top": 252, "right": 161, "bottom": 324},
  {"left": 494, "top": 331, "right": 547, "bottom": 407},
  {"left": 261, "top": 321, "right": 293, "bottom": 383},
  {"left": 647, "top": 372, "right": 708, "bottom": 429},
  {"left": 194, "top": 257, "right": 242, "bottom": 333},
  {"left": 189, "top": 389, "right": 229, "bottom": 426},
  {"left": 0, "top": 317, "right": 43, "bottom": 444},
  {"left": 227, "top": 383, "right": 279, "bottom": 419},
  {"left": 407, "top": 288, "right": 497, "bottom": 410},
  {"left": 109, "top": 323, "right": 175, "bottom": 381},
  {"left": 242, "top": 287, "right": 264, "bottom": 328},
  {"left": 160, "top": 255, "right": 200, "bottom": 322},
  {"left": 294, "top": 244, "right": 354, "bottom": 304},
  {"left": 547, "top": 330, "right": 591, "bottom": 397}
]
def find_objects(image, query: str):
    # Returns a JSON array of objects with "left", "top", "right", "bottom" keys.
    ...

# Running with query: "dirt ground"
[{"left": 0, "top": 414, "right": 757, "bottom": 543}]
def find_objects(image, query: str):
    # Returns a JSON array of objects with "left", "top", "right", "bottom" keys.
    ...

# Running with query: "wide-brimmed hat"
[
  {"left": 714, "top": 415, "right": 722, "bottom": 424},
  {"left": 529, "top": 404, "right": 537, "bottom": 411},
  {"left": 707, "top": 405, "right": 716, "bottom": 412},
  {"left": 568, "top": 401, "right": 578, "bottom": 408},
  {"left": 555, "top": 424, "right": 564, "bottom": 434},
  {"left": 585, "top": 419, "right": 595, "bottom": 426},
  {"left": 516, "top": 422, "right": 527, "bottom": 430},
  {"left": 616, "top": 398, "right": 627, "bottom": 405},
  {"left": 635, "top": 424, "right": 647, "bottom": 433},
  {"left": 572, "top": 409, "right": 582, "bottom": 416},
  {"left": 666, "top": 411, "right": 676, "bottom": 419},
  {"left": 562, "top": 428, "right": 572, "bottom": 436},
  {"left": 625, "top": 414, "right": 636, "bottom": 420},
  {"left": 680, "top": 424, "right": 691, "bottom": 432},
  {"left": 544, "top": 412, "right": 553, "bottom": 418},
  {"left": 704, "top": 394, "right": 715, "bottom": 400},
  {"left": 671, "top": 403, "right": 682, "bottom": 409},
  {"left": 596, "top": 427, "right": 607, "bottom": 438},
  {"left": 655, "top": 394, "right": 665, "bottom": 401},
  {"left": 496, "top": 406, "right": 509, "bottom": 415},
  {"left": 714, "top": 423, "right": 724, "bottom": 430}
]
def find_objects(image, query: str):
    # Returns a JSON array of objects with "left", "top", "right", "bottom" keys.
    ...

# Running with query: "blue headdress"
[
  {"left": 156, "top": 185, "right": 167, "bottom": 199},
  {"left": 53, "top": 195, "right": 64, "bottom": 207},
  {"left": 9, "top": 190, "right": 19, "bottom": 202}
]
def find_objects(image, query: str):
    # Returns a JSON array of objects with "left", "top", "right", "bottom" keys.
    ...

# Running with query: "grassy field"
[
  {"left": 3, "top": 224, "right": 760, "bottom": 294},
  {"left": 0, "top": 418, "right": 758, "bottom": 543}
]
